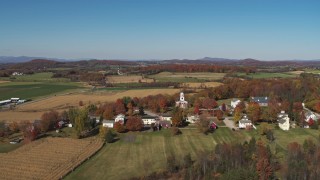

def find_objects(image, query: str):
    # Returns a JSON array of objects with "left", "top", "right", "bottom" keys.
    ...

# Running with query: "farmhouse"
[
  {"left": 115, "top": 114, "right": 125, "bottom": 124},
  {"left": 250, "top": 97, "right": 269, "bottom": 106},
  {"left": 277, "top": 111, "right": 290, "bottom": 131},
  {"left": 102, "top": 120, "right": 114, "bottom": 128},
  {"left": 238, "top": 115, "right": 252, "bottom": 129},
  {"left": 141, "top": 115, "right": 158, "bottom": 125},
  {"left": 304, "top": 111, "right": 317, "bottom": 128},
  {"left": 231, "top": 99, "right": 241, "bottom": 109},
  {"left": 176, "top": 92, "right": 188, "bottom": 109}
]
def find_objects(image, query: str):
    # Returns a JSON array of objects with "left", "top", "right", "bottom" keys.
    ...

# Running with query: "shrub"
[{"left": 171, "top": 127, "right": 181, "bottom": 136}]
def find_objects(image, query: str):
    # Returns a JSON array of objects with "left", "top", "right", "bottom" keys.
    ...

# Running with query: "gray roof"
[
  {"left": 239, "top": 120, "right": 252, "bottom": 123},
  {"left": 102, "top": 120, "right": 114, "bottom": 123},
  {"left": 251, "top": 97, "right": 269, "bottom": 104},
  {"left": 142, "top": 115, "right": 157, "bottom": 119}
]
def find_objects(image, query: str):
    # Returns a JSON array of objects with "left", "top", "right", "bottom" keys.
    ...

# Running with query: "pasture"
[
  {"left": 0, "top": 72, "right": 70, "bottom": 82},
  {"left": 106, "top": 75, "right": 154, "bottom": 83},
  {"left": 148, "top": 72, "right": 226, "bottom": 83},
  {"left": 65, "top": 127, "right": 320, "bottom": 180},
  {"left": 236, "top": 72, "right": 298, "bottom": 79},
  {"left": 0, "top": 137, "right": 103, "bottom": 180}
]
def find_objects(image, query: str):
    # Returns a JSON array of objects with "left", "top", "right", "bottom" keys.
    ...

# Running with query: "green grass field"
[
  {"left": 65, "top": 126, "right": 319, "bottom": 180},
  {"left": 0, "top": 72, "right": 70, "bottom": 82},
  {"left": 0, "top": 82, "right": 81, "bottom": 100},
  {"left": 236, "top": 72, "right": 298, "bottom": 79},
  {"left": 148, "top": 72, "right": 226, "bottom": 83}
]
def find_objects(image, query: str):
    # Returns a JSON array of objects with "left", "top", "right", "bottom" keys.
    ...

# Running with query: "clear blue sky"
[{"left": 0, "top": 0, "right": 319, "bottom": 60}]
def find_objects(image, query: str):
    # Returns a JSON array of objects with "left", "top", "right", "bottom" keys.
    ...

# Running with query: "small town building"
[
  {"left": 250, "top": 97, "right": 269, "bottom": 106},
  {"left": 304, "top": 111, "right": 317, "bottom": 128},
  {"left": 238, "top": 115, "right": 252, "bottom": 129},
  {"left": 114, "top": 114, "right": 125, "bottom": 124},
  {"left": 231, "top": 99, "right": 241, "bottom": 109},
  {"left": 102, "top": 120, "right": 114, "bottom": 128},
  {"left": 278, "top": 111, "right": 290, "bottom": 131},
  {"left": 159, "top": 114, "right": 172, "bottom": 122},
  {"left": 176, "top": 92, "right": 188, "bottom": 109},
  {"left": 142, "top": 115, "right": 158, "bottom": 125}
]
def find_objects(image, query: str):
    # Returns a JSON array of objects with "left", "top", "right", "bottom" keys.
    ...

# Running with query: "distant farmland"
[
  {"left": 148, "top": 72, "right": 226, "bottom": 83},
  {"left": 235, "top": 72, "right": 298, "bottom": 79},
  {"left": 106, "top": 75, "right": 154, "bottom": 83},
  {"left": 0, "top": 82, "right": 81, "bottom": 100}
]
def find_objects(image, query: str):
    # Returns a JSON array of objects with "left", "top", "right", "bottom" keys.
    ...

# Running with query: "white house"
[
  {"left": 278, "top": 111, "right": 290, "bottom": 131},
  {"left": 186, "top": 115, "right": 199, "bottom": 124},
  {"left": 238, "top": 115, "right": 252, "bottom": 129},
  {"left": 141, "top": 115, "right": 158, "bottom": 125},
  {"left": 250, "top": 97, "right": 269, "bottom": 107},
  {"left": 231, "top": 99, "right": 241, "bottom": 109},
  {"left": 102, "top": 120, "right": 114, "bottom": 128},
  {"left": 114, "top": 114, "right": 125, "bottom": 124},
  {"left": 176, "top": 92, "right": 188, "bottom": 109},
  {"left": 159, "top": 114, "right": 172, "bottom": 122}
]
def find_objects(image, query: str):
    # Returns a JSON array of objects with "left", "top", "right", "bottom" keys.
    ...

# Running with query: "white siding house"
[
  {"left": 142, "top": 115, "right": 157, "bottom": 125},
  {"left": 115, "top": 114, "right": 125, "bottom": 124},
  {"left": 102, "top": 120, "right": 114, "bottom": 128},
  {"left": 186, "top": 115, "right": 199, "bottom": 124},
  {"left": 231, "top": 99, "right": 241, "bottom": 109},
  {"left": 278, "top": 111, "right": 290, "bottom": 131},
  {"left": 238, "top": 115, "right": 252, "bottom": 129}
]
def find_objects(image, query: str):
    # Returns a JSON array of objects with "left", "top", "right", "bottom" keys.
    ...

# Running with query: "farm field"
[
  {"left": 106, "top": 75, "right": 154, "bottom": 83},
  {"left": 0, "top": 88, "right": 179, "bottom": 122},
  {"left": 0, "top": 72, "right": 70, "bottom": 82},
  {"left": 65, "top": 127, "right": 320, "bottom": 180},
  {"left": 181, "top": 82, "right": 223, "bottom": 88},
  {"left": 236, "top": 72, "right": 298, "bottom": 79},
  {"left": 0, "top": 82, "right": 82, "bottom": 100},
  {"left": 148, "top": 72, "right": 226, "bottom": 83},
  {"left": 0, "top": 137, "right": 103, "bottom": 180}
]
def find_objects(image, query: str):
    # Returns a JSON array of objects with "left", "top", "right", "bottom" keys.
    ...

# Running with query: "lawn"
[
  {"left": 148, "top": 72, "right": 226, "bottom": 83},
  {"left": 0, "top": 82, "right": 81, "bottom": 100},
  {"left": 0, "top": 143, "right": 22, "bottom": 153},
  {"left": 236, "top": 72, "right": 298, "bottom": 79},
  {"left": 65, "top": 126, "right": 320, "bottom": 180}
]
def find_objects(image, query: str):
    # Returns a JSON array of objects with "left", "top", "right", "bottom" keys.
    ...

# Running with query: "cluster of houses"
[
  {"left": 0, "top": 97, "right": 26, "bottom": 106},
  {"left": 231, "top": 97, "right": 318, "bottom": 131},
  {"left": 12, "top": 72, "right": 23, "bottom": 76}
]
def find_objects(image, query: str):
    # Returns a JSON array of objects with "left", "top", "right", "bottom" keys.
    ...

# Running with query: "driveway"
[{"left": 223, "top": 117, "right": 237, "bottom": 129}]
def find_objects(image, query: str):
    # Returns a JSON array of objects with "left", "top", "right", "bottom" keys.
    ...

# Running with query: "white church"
[{"left": 176, "top": 92, "right": 188, "bottom": 109}]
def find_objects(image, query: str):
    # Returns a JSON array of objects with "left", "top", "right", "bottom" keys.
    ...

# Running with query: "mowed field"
[
  {"left": 0, "top": 137, "right": 103, "bottom": 180},
  {"left": 65, "top": 127, "right": 320, "bottom": 180},
  {"left": 148, "top": 72, "right": 226, "bottom": 83},
  {"left": 0, "top": 89, "right": 180, "bottom": 122},
  {"left": 106, "top": 75, "right": 154, "bottom": 83}
]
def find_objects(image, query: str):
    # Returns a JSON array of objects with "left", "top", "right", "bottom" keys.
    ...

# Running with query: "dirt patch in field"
[
  {"left": 287, "top": 71, "right": 304, "bottom": 75},
  {"left": 106, "top": 75, "right": 154, "bottom": 83},
  {"left": 0, "top": 81, "right": 10, "bottom": 84}
]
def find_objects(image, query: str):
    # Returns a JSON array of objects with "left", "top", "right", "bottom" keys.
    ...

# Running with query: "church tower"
[{"left": 180, "top": 92, "right": 185, "bottom": 101}]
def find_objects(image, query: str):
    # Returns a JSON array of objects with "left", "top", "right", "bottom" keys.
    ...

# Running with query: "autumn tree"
[
  {"left": 126, "top": 116, "right": 143, "bottom": 131},
  {"left": 172, "top": 110, "right": 184, "bottom": 127},
  {"left": 114, "top": 121, "right": 126, "bottom": 133},
  {"left": 247, "top": 102, "right": 261, "bottom": 123},
  {"left": 215, "top": 110, "right": 224, "bottom": 120},
  {"left": 74, "top": 109, "right": 89, "bottom": 136},
  {"left": 67, "top": 108, "right": 79, "bottom": 124},
  {"left": 197, "top": 112, "right": 210, "bottom": 134},
  {"left": 194, "top": 105, "right": 200, "bottom": 115},
  {"left": 103, "top": 104, "right": 114, "bottom": 120},
  {"left": 115, "top": 99, "right": 126, "bottom": 114},
  {"left": 233, "top": 107, "right": 242, "bottom": 123},
  {"left": 40, "top": 110, "right": 59, "bottom": 132},
  {"left": 127, "top": 102, "right": 134, "bottom": 116},
  {"left": 159, "top": 97, "right": 168, "bottom": 113}
]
